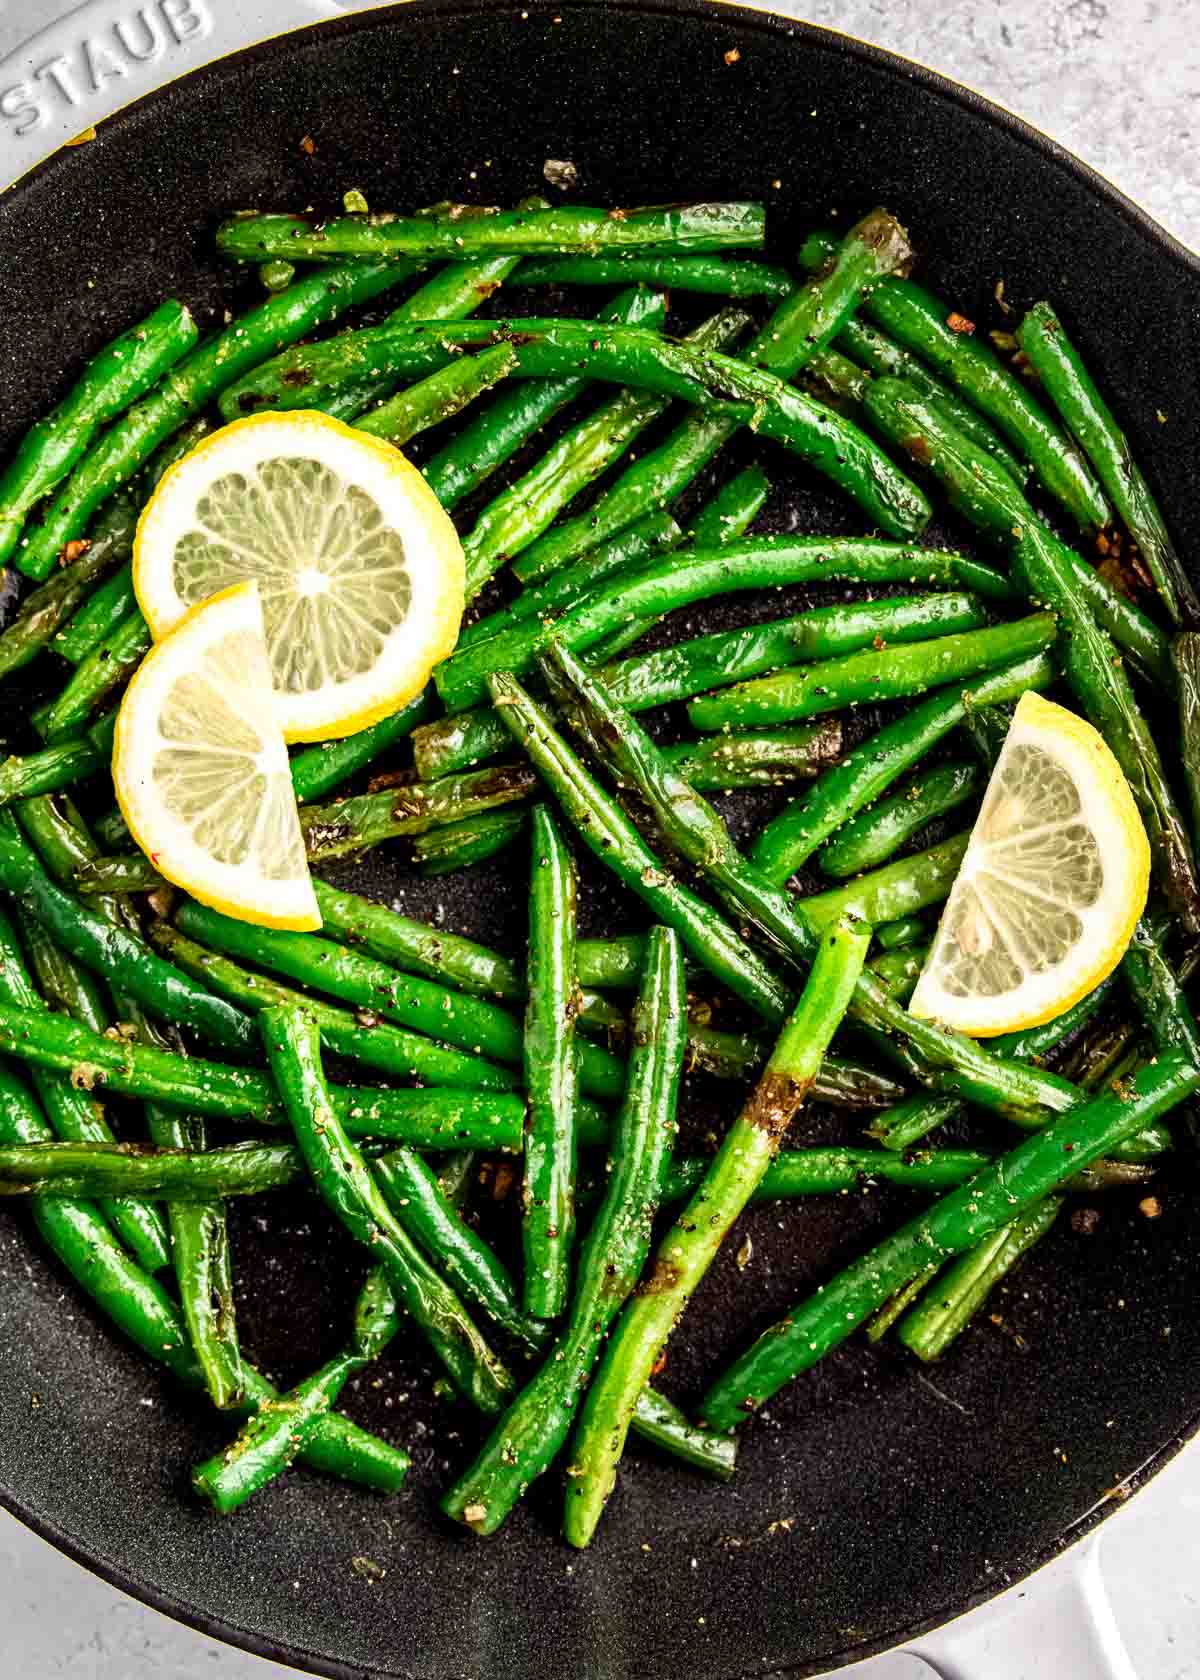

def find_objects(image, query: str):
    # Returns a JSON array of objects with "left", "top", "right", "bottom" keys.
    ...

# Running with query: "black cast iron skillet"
[{"left": 1, "top": 4, "right": 1199, "bottom": 1675}]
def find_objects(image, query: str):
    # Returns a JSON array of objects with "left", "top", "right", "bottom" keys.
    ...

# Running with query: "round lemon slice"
[
  {"left": 114, "top": 581, "right": 320, "bottom": 930},
  {"left": 133, "top": 411, "right": 464, "bottom": 742},
  {"left": 907, "top": 691, "right": 1149, "bottom": 1037}
]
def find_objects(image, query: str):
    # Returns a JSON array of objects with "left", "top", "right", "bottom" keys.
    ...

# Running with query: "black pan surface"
[{"left": 1, "top": 5, "right": 1199, "bottom": 1676}]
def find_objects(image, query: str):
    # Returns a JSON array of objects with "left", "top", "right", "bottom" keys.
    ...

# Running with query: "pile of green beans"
[{"left": 0, "top": 190, "right": 1195, "bottom": 1551}]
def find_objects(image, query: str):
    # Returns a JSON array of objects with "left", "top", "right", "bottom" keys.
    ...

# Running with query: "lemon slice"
[
  {"left": 114, "top": 581, "right": 320, "bottom": 930},
  {"left": 134, "top": 411, "right": 464, "bottom": 743},
  {"left": 907, "top": 692, "right": 1149, "bottom": 1037}
]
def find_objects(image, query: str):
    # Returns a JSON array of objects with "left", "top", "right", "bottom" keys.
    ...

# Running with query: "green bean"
[
  {"left": 413, "top": 808, "right": 527, "bottom": 875},
  {"left": 990, "top": 975, "right": 1117, "bottom": 1062},
  {"left": 867, "top": 1093, "right": 963, "bottom": 1152},
  {"left": 460, "top": 308, "right": 746, "bottom": 599},
  {"left": 1121, "top": 918, "right": 1200, "bottom": 1103},
  {"left": 421, "top": 589, "right": 988, "bottom": 781},
  {"left": 0, "top": 300, "right": 198, "bottom": 566},
  {"left": 353, "top": 343, "right": 517, "bottom": 445},
  {"left": 663, "top": 1145, "right": 992, "bottom": 1203},
  {"left": 576, "top": 936, "right": 648, "bottom": 990},
  {"left": 443, "top": 926, "right": 687, "bottom": 1534},
  {"left": 16, "top": 910, "right": 111, "bottom": 1034},
  {"left": 287, "top": 692, "right": 434, "bottom": 806},
  {"left": 0, "top": 737, "right": 103, "bottom": 804},
  {"left": 0, "top": 1140, "right": 305, "bottom": 1200},
  {"left": 15, "top": 795, "right": 244, "bottom": 1403},
  {"left": 874, "top": 916, "right": 927, "bottom": 951},
  {"left": 1017, "top": 301, "right": 1197, "bottom": 624},
  {"left": 803, "top": 346, "right": 870, "bottom": 407},
  {"left": 565, "top": 915, "right": 869, "bottom": 1545},
  {"left": 627, "top": 1389, "right": 738, "bottom": 1479},
  {"left": 522, "top": 806, "right": 581, "bottom": 1317},
  {"left": 219, "top": 318, "right": 724, "bottom": 417},
  {"left": 819, "top": 763, "right": 980, "bottom": 878},
  {"left": 409, "top": 710, "right": 526, "bottom": 782},
  {"left": 0, "top": 1043, "right": 405, "bottom": 1482},
  {"left": 834, "top": 315, "right": 1028, "bottom": 483},
  {"left": 311, "top": 878, "right": 522, "bottom": 999},
  {"left": 172, "top": 900, "right": 625, "bottom": 1103},
  {"left": 36, "top": 608, "right": 150, "bottom": 742},
  {"left": 148, "top": 923, "right": 519, "bottom": 1092},
  {"left": 550, "top": 631, "right": 890, "bottom": 951},
  {"left": 862, "top": 372, "right": 1173, "bottom": 691},
  {"left": 436, "top": 1150, "right": 478, "bottom": 1210},
  {"left": 17, "top": 263, "right": 412, "bottom": 581},
  {"left": 542, "top": 488, "right": 756, "bottom": 683},
  {"left": 878, "top": 1015, "right": 1167, "bottom": 1168},
  {"left": 1173, "top": 634, "right": 1200, "bottom": 851},
  {"left": 487, "top": 672, "right": 793, "bottom": 1024},
  {"left": 0, "top": 519, "right": 131, "bottom": 684},
  {"left": 796, "top": 237, "right": 1110, "bottom": 532},
  {"left": 699, "top": 1052, "right": 1199, "bottom": 1430},
  {"left": 194, "top": 1342, "right": 368, "bottom": 1513},
  {"left": 422, "top": 287, "right": 663, "bottom": 509},
  {"left": 687, "top": 615, "right": 1056, "bottom": 731},
  {"left": 854, "top": 985, "right": 1084, "bottom": 1131},
  {"left": 258, "top": 259, "right": 295, "bottom": 291},
  {"left": 436, "top": 540, "right": 1007, "bottom": 712},
  {"left": 91, "top": 807, "right": 129, "bottom": 849},
  {"left": 812, "top": 1055, "right": 907, "bottom": 1109},
  {"left": 1060, "top": 1012, "right": 1138, "bottom": 1093},
  {"left": 686, "top": 464, "right": 770, "bottom": 545},
  {"left": 71, "top": 855, "right": 161, "bottom": 896},
  {"left": 0, "top": 907, "right": 169, "bottom": 1273},
  {"left": 5, "top": 1139, "right": 993, "bottom": 1206},
  {"left": 0, "top": 986, "right": 546, "bottom": 1145},
  {"left": 482, "top": 515, "right": 686, "bottom": 641},
  {"left": 961, "top": 702, "right": 1013, "bottom": 772},
  {"left": 47, "top": 416, "right": 213, "bottom": 667},
  {"left": 53, "top": 560, "right": 135, "bottom": 664},
  {"left": 374, "top": 1150, "right": 547, "bottom": 1350},
  {"left": 86, "top": 707, "right": 117, "bottom": 760},
  {"left": 501, "top": 457, "right": 739, "bottom": 683},
  {"left": 607, "top": 592, "right": 993, "bottom": 715},
  {"left": 326, "top": 230, "right": 541, "bottom": 418},
  {"left": 896, "top": 1196, "right": 1064, "bottom": 1361},
  {"left": 516, "top": 252, "right": 793, "bottom": 296},
  {"left": 146, "top": 1097, "right": 244, "bottom": 1409},
  {"left": 867, "top": 943, "right": 929, "bottom": 1002},
  {"left": 749, "top": 652, "right": 1056, "bottom": 883},
  {"left": 311, "top": 880, "right": 640, "bottom": 1038},
  {"left": 662, "top": 723, "right": 842, "bottom": 791},
  {"left": 681, "top": 1022, "right": 904, "bottom": 1107},
  {"left": 0, "top": 1062, "right": 201, "bottom": 1379},
  {"left": 510, "top": 209, "right": 917, "bottom": 583},
  {"left": 865, "top": 1267, "right": 941, "bottom": 1342},
  {"left": 218, "top": 203, "right": 766, "bottom": 264},
  {"left": 1011, "top": 520, "right": 1198, "bottom": 926},
  {"left": 63, "top": 690, "right": 429, "bottom": 837},
  {"left": 261, "top": 1005, "right": 513, "bottom": 1411},
  {"left": 0, "top": 816, "right": 253, "bottom": 1049},
  {"left": 298, "top": 764, "right": 536, "bottom": 864},
  {"left": 532, "top": 454, "right": 758, "bottom": 680}
]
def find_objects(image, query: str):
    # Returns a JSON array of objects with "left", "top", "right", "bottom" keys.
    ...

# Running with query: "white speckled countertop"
[{"left": 0, "top": 1, "right": 1197, "bottom": 1674}]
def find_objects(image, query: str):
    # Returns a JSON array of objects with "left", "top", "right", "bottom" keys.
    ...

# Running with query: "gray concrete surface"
[{"left": 0, "top": 0, "right": 1198, "bottom": 1675}]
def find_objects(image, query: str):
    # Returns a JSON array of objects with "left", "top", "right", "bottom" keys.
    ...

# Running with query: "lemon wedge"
[
  {"left": 113, "top": 581, "right": 320, "bottom": 930},
  {"left": 907, "top": 691, "right": 1149, "bottom": 1036},
  {"left": 133, "top": 411, "right": 464, "bottom": 742}
]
